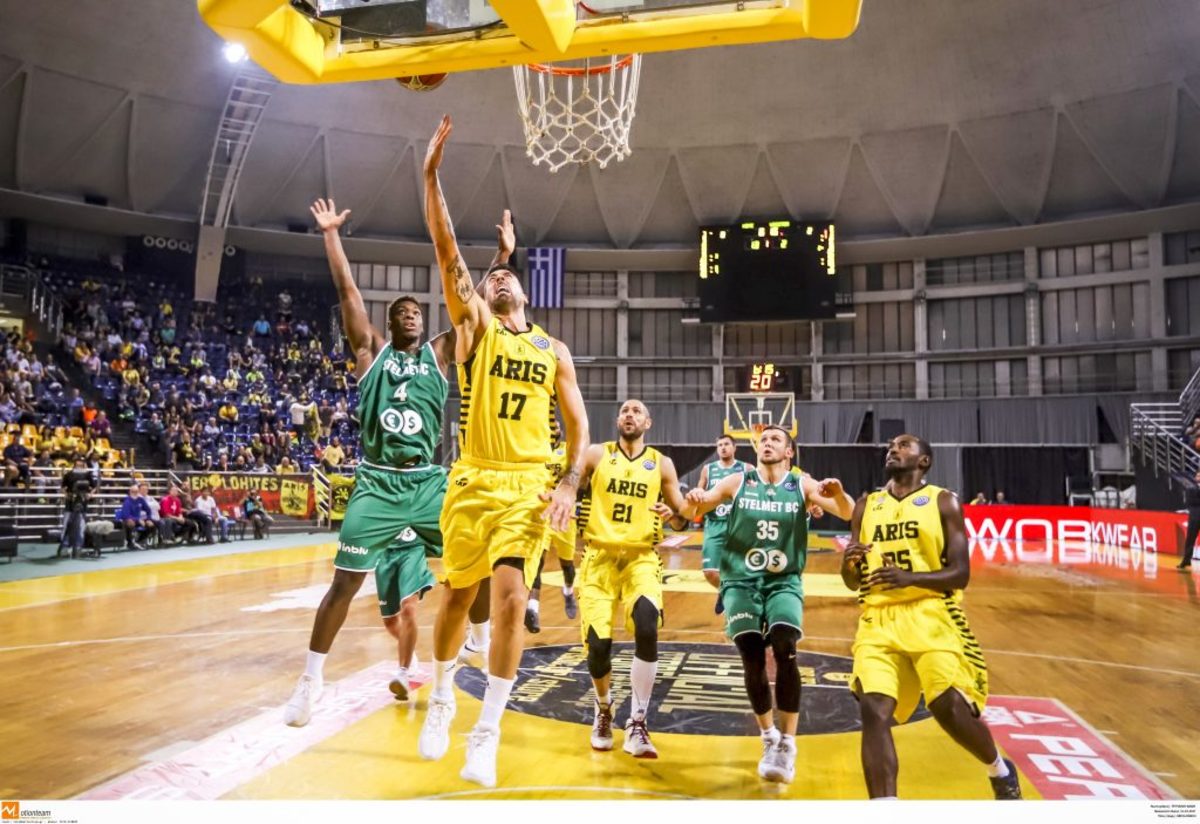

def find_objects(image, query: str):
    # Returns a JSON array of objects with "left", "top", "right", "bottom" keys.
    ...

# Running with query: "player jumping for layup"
[
  {"left": 682, "top": 425, "right": 854, "bottom": 784},
  {"left": 420, "top": 115, "right": 590, "bottom": 788},
  {"left": 284, "top": 198, "right": 453, "bottom": 725},
  {"left": 841, "top": 434, "right": 1022, "bottom": 800},
  {"left": 574, "top": 399, "right": 689, "bottom": 758}
]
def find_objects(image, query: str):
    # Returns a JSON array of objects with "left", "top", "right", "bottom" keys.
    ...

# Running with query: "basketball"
[{"left": 396, "top": 73, "right": 447, "bottom": 92}]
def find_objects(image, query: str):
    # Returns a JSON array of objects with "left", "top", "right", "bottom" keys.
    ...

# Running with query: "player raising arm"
[{"left": 420, "top": 114, "right": 590, "bottom": 789}]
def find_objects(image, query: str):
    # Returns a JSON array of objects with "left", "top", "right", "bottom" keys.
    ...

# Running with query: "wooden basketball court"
[{"left": 0, "top": 539, "right": 1193, "bottom": 801}]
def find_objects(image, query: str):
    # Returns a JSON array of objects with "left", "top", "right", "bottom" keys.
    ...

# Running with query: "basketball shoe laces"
[
  {"left": 628, "top": 717, "right": 651, "bottom": 746},
  {"left": 595, "top": 705, "right": 612, "bottom": 738}
]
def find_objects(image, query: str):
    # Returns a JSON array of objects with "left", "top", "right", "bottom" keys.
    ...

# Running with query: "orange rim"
[{"left": 526, "top": 55, "right": 636, "bottom": 76}]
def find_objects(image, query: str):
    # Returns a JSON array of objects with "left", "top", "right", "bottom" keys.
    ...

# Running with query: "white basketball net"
[{"left": 512, "top": 55, "right": 642, "bottom": 173}]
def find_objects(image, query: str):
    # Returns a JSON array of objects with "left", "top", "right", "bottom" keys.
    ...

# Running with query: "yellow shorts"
[
  {"left": 850, "top": 596, "right": 989, "bottom": 724},
  {"left": 440, "top": 459, "right": 551, "bottom": 590},
  {"left": 545, "top": 519, "right": 578, "bottom": 563},
  {"left": 578, "top": 543, "right": 663, "bottom": 643}
]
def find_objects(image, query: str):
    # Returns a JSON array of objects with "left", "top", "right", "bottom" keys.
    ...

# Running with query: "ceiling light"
[{"left": 223, "top": 43, "right": 248, "bottom": 64}]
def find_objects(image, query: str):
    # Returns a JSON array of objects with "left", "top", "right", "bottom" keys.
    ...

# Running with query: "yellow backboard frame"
[{"left": 198, "top": 0, "right": 863, "bottom": 84}]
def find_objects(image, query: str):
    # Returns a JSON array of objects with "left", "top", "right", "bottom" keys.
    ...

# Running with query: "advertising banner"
[
  {"left": 182, "top": 473, "right": 315, "bottom": 519},
  {"left": 962, "top": 504, "right": 1186, "bottom": 560}
]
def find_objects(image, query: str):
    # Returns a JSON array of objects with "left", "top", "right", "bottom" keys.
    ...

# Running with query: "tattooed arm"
[{"left": 423, "top": 115, "right": 491, "bottom": 359}]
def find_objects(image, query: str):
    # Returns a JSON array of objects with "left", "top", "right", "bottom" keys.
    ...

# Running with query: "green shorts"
[
  {"left": 721, "top": 575, "right": 804, "bottom": 640},
  {"left": 701, "top": 518, "right": 728, "bottom": 571},
  {"left": 334, "top": 463, "right": 446, "bottom": 572},
  {"left": 375, "top": 540, "right": 438, "bottom": 618}
]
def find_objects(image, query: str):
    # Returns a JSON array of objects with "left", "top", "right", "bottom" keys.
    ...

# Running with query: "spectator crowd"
[{"left": 49, "top": 265, "right": 360, "bottom": 476}]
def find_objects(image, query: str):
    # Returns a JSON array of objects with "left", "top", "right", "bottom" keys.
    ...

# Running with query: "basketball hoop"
[{"left": 512, "top": 54, "right": 642, "bottom": 173}]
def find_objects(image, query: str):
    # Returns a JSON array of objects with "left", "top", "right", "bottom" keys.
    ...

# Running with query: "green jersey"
[
  {"left": 721, "top": 469, "right": 807, "bottom": 584},
  {"left": 355, "top": 341, "right": 448, "bottom": 467},
  {"left": 703, "top": 459, "right": 752, "bottom": 527}
]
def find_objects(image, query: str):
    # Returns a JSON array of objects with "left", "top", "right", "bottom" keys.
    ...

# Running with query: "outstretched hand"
[
  {"left": 310, "top": 198, "right": 351, "bottom": 232},
  {"left": 424, "top": 115, "right": 452, "bottom": 175},
  {"left": 539, "top": 482, "right": 576, "bottom": 532},
  {"left": 497, "top": 209, "right": 516, "bottom": 258}
]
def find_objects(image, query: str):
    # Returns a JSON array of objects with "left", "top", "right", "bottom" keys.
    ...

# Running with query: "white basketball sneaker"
[
  {"left": 456, "top": 639, "right": 489, "bottom": 673},
  {"left": 756, "top": 729, "right": 781, "bottom": 780},
  {"left": 418, "top": 695, "right": 456, "bottom": 760},
  {"left": 760, "top": 737, "right": 796, "bottom": 784},
  {"left": 283, "top": 674, "right": 323, "bottom": 727},
  {"left": 460, "top": 723, "right": 501, "bottom": 788},
  {"left": 591, "top": 701, "right": 614, "bottom": 751},
  {"left": 622, "top": 716, "right": 658, "bottom": 759},
  {"left": 388, "top": 669, "right": 411, "bottom": 701}
]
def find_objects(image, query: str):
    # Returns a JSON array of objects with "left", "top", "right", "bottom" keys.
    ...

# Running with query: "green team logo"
[
  {"left": 380, "top": 408, "right": 423, "bottom": 435},
  {"left": 745, "top": 547, "right": 788, "bottom": 573}
]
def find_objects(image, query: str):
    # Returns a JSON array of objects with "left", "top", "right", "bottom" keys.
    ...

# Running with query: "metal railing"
[
  {"left": 0, "top": 467, "right": 181, "bottom": 541},
  {"left": 1129, "top": 402, "right": 1199, "bottom": 487},
  {"left": 1179, "top": 363, "right": 1200, "bottom": 426},
  {"left": 27, "top": 268, "right": 64, "bottom": 339},
  {"left": 312, "top": 466, "right": 331, "bottom": 527}
]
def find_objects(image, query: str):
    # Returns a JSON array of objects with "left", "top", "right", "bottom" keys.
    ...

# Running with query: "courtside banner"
[
  {"left": 181, "top": 472, "right": 316, "bottom": 519},
  {"left": 963, "top": 504, "right": 1186, "bottom": 557}
]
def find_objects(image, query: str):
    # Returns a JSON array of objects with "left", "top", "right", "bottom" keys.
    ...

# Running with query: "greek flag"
[{"left": 528, "top": 247, "right": 566, "bottom": 308}]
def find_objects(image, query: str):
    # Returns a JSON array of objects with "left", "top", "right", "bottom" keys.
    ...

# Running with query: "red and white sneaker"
[
  {"left": 591, "top": 702, "right": 614, "bottom": 751},
  {"left": 622, "top": 716, "right": 658, "bottom": 759}
]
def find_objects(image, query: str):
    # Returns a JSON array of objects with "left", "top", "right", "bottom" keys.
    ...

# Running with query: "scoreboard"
[{"left": 699, "top": 220, "right": 840, "bottom": 323}]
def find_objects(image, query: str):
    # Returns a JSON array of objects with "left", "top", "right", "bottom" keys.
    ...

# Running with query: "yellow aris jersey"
[
  {"left": 458, "top": 318, "right": 558, "bottom": 466},
  {"left": 857, "top": 483, "right": 954, "bottom": 607},
  {"left": 583, "top": 443, "right": 664, "bottom": 550}
]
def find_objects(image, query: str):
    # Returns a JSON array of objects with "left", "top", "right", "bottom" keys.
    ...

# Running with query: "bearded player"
[
  {"left": 419, "top": 115, "right": 589, "bottom": 788},
  {"left": 573, "top": 399, "right": 689, "bottom": 758}
]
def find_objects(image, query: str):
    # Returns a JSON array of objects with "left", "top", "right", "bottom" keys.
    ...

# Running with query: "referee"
[{"left": 1179, "top": 470, "right": 1200, "bottom": 571}]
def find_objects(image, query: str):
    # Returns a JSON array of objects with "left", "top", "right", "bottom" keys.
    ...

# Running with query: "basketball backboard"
[
  {"left": 198, "top": 0, "right": 863, "bottom": 84},
  {"left": 724, "top": 392, "right": 797, "bottom": 445}
]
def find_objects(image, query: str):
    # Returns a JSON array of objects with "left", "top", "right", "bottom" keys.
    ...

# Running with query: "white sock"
[
  {"left": 987, "top": 754, "right": 1010, "bottom": 778},
  {"left": 469, "top": 621, "right": 490, "bottom": 649},
  {"left": 629, "top": 657, "right": 657, "bottom": 721},
  {"left": 528, "top": 599, "right": 540, "bottom": 614},
  {"left": 761, "top": 725, "right": 778, "bottom": 740},
  {"left": 562, "top": 585, "right": 573, "bottom": 596},
  {"left": 872, "top": 796, "right": 898, "bottom": 801},
  {"left": 395, "top": 665, "right": 409, "bottom": 680},
  {"left": 780, "top": 733, "right": 795, "bottom": 749},
  {"left": 431, "top": 658, "right": 456, "bottom": 701},
  {"left": 479, "top": 674, "right": 515, "bottom": 729},
  {"left": 595, "top": 689, "right": 611, "bottom": 708},
  {"left": 304, "top": 650, "right": 326, "bottom": 680}
]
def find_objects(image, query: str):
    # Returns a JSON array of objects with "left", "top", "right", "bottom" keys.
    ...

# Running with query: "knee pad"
[
  {"left": 733, "top": 633, "right": 772, "bottom": 715},
  {"left": 769, "top": 625, "right": 802, "bottom": 713},
  {"left": 630, "top": 597, "right": 659, "bottom": 662},
  {"left": 585, "top": 627, "right": 613, "bottom": 679},
  {"left": 768, "top": 625, "right": 801, "bottom": 662}
]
